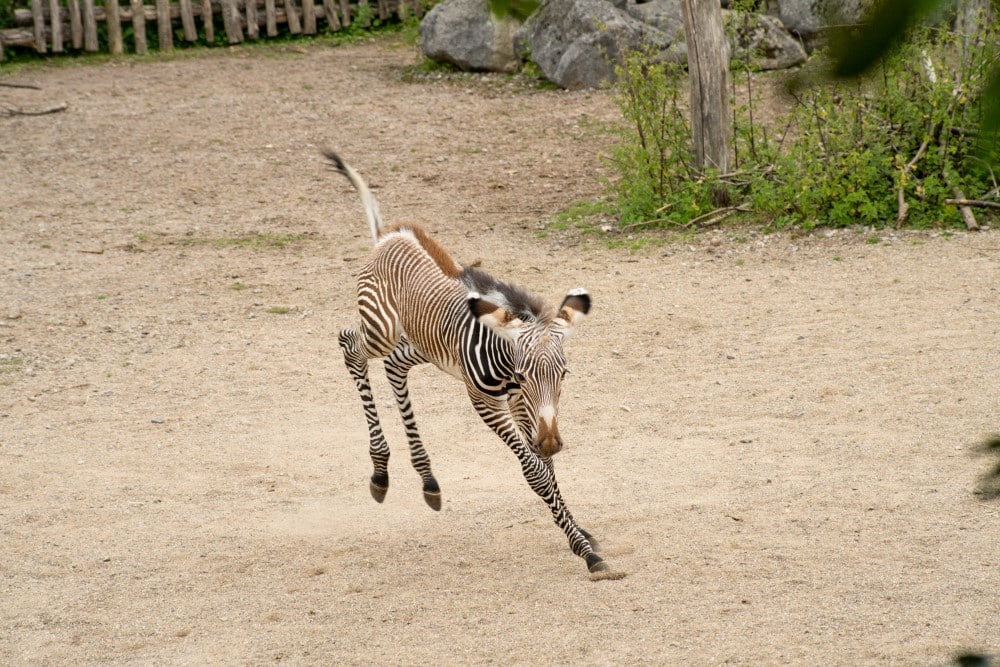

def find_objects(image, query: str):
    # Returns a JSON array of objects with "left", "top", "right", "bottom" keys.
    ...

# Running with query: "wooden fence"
[{"left": 0, "top": 0, "right": 418, "bottom": 60}]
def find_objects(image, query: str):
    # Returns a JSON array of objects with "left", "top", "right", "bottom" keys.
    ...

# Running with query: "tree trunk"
[{"left": 681, "top": 0, "right": 731, "bottom": 175}]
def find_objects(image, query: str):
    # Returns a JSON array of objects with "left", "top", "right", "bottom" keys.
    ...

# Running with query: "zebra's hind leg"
[
  {"left": 339, "top": 327, "right": 391, "bottom": 503},
  {"left": 384, "top": 340, "right": 442, "bottom": 511}
]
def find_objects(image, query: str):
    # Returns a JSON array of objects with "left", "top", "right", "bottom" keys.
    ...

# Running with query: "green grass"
[
  {"left": 0, "top": 355, "right": 22, "bottom": 385},
  {"left": 177, "top": 232, "right": 309, "bottom": 250},
  {"left": 265, "top": 306, "right": 293, "bottom": 315}
]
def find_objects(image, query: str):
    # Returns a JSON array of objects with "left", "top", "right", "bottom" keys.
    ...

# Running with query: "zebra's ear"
[
  {"left": 555, "top": 288, "right": 590, "bottom": 335},
  {"left": 468, "top": 292, "right": 524, "bottom": 343}
]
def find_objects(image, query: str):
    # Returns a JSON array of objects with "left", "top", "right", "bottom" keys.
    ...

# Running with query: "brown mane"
[{"left": 381, "top": 223, "right": 462, "bottom": 279}]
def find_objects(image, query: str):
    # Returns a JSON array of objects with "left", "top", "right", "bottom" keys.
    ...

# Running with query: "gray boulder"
[
  {"left": 420, "top": 0, "right": 524, "bottom": 73},
  {"left": 515, "top": 0, "right": 672, "bottom": 89},
  {"left": 727, "top": 11, "right": 807, "bottom": 70},
  {"left": 774, "top": 0, "right": 869, "bottom": 39}
]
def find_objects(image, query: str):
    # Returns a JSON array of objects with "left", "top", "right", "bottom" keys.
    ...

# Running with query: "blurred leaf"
[
  {"left": 828, "top": 0, "right": 943, "bottom": 78},
  {"left": 973, "top": 434, "right": 1000, "bottom": 500},
  {"left": 980, "top": 65, "right": 1000, "bottom": 139},
  {"left": 488, "top": 0, "right": 538, "bottom": 22}
]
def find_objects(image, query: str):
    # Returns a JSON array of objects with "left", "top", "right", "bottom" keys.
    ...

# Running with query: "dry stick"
[
  {"left": 896, "top": 132, "right": 933, "bottom": 228},
  {"left": 686, "top": 205, "right": 751, "bottom": 228},
  {"left": 1, "top": 102, "right": 68, "bottom": 116},
  {"left": 951, "top": 187, "right": 980, "bottom": 230},
  {"left": 945, "top": 198, "right": 1000, "bottom": 210},
  {"left": 0, "top": 82, "right": 42, "bottom": 89}
]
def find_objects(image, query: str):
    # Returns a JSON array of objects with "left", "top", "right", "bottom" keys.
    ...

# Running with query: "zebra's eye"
[{"left": 513, "top": 371, "right": 527, "bottom": 384}]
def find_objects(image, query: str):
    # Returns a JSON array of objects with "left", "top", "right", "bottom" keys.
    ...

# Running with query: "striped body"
[{"left": 326, "top": 151, "right": 608, "bottom": 576}]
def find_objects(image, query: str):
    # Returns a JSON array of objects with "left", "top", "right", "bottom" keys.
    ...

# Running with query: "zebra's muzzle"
[{"left": 534, "top": 410, "right": 563, "bottom": 457}]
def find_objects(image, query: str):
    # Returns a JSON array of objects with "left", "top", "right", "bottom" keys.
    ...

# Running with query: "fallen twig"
[
  {"left": 0, "top": 82, "right": 42, "bottom": 90},
  {"left": 945, "top": 198, "right": 1000, "bottom": 210},
  {"left": 685, "top": 205, "right": 751, "bottom": 228},
  {"left": 949, "top": 186, "right": 980, "bottom": 230},
  {"left": 1, "top": 102, "right": 69, "bottom": 117}
]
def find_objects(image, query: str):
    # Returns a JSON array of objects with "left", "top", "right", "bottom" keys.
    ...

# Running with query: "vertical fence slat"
[
  {"left": 47, "top": 0, "right": 63, "bottom": 51},
  {"left": 200, "top": 0, "right": 215, "bottom": 42},
  {"left": 245, "top": 0, "right": 259, "bottom": 39},
  {"left": 106, "top": 0, "right": 123, "bottom": 54},
  {"left": 376, "top": 0, "right": 386, "bottom": 21},
  {"left": 338, "top": 0, "right": 350, "bottom": 26},
  {"left": 68, "top": 0, "right": 82, "bottom": 48},
  {"left": 131, "top": 0, "right": 147, "bottom": 53},
  {"left": 179, "top": 0, "right": 197, "bottom": 41},
  {"left": 30, "top": 0, "right": 46, "bottom": 53},
  {"left": 221, "top": 0, "right": 244, "bottom": 43},
  {"left": 264, "top": 0, "right": 277, "bottom": 36},
  {"left": 81, "top": 0, "right": 97, "bottom": 50},
  {"left": 155, "top": 0, "right": 173, "bottom": 51},
  {"left": 322, "top": 0, "right": 340, "bottom": 30},
  {"left": 302, "top": 0, "right": 316, "bottom": 34},
  {"left": 283, "top": 0, "right": 301, "bottom": 33}
]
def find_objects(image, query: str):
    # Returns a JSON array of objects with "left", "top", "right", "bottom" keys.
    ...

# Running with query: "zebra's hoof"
[
  {"left": 585, "top": 553, "right": 608, "bottom": 573},
  {"left": 369, "top": 480, "right": 388, "bottom": 503},
  {"left": 423, "top": 490, "right": 442, "bottom": 511}
]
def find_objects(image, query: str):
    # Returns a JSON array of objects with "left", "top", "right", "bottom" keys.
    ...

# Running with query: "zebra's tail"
[{"left": 323, "top": 149, "right": 382, "bottom": 246}]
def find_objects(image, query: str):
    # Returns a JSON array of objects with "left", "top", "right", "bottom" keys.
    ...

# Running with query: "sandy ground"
[{"left": 2, "top": 36, "right": 999, "bottom": 666}]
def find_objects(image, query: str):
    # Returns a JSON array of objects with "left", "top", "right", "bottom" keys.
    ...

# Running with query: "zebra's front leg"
[
  {"left": 541, "top": 455, "right": 600, "bottom": 553},
  {"left": 510, "top": 392, "right": 601, "bottom": 553},
  {"left": 339, "top": 328, "right": 391, "bottom": 503},
  {"left": 384, "top": 341, "right": 442, "bottom": 511},
  {"left": 470, "top": 391, "right": 607, "bottom": 575}
]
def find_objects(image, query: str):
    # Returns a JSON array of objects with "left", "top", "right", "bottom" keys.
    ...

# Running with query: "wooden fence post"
[
  {"left": 30, "top": 0, "right": 46, "bottom": 52},
  {"left": 680, "top": 0, "right": 731, "bottom": 175},
  {"left": 131, "top": 0, "right": 147, "bottom": 53},
  {"left": 47, "top": 0, "right": 63, "bottom": 51},
  {"left": 82, "top": 0, "right": 97, "bottom": 50},
  {"left": 156, "top": 0, "right": 173, "bottom": 50},
  {"left": 106, "top": 0, "right": 123, "bottom": 54},
  {"left": 68, "top": 0, "right": 83, "bottom": 48}
]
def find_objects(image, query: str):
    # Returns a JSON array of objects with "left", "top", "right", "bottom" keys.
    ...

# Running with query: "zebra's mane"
[{"left": 459, "top": 265, "right": 551, "bottom": 323}]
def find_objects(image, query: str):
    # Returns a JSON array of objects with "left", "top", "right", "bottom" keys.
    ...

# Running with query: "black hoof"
[
  {"left": 422, "top": 479, "right": 441, "bottom": 511},
  {"left": 423, "top": 491, "right": 442, "bottom": 511},
  {"left": 369, "top": 477, "right": 388, "bottom": 503},
  {"left": 585, "top": 552, "right": 608, "bottom": 573},
  {"left": 579, "top": 527, "right": 601, "bottom": 553}
]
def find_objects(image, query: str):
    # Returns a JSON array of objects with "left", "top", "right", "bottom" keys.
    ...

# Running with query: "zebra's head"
[{"left": 467, "top": 288, "right": 591, "bottom": 457}]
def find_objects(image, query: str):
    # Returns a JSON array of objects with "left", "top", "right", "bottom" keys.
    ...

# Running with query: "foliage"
[
  {"left": 605, "top": 7, "right": 1000, "bottom": 232},
  {"left": 608, "top": 50, "right": 719, "bottom": 229},
  {"left": 974, "top": 434, "right": 1000, "bottom": 500}
]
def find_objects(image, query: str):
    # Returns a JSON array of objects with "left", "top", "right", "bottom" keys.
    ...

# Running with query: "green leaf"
[
  {"left": 488, "top": 0, "right": 538, "bottom": 22},
  {"left": 828, "top": 0, "right": 942, "bottom": 78}
]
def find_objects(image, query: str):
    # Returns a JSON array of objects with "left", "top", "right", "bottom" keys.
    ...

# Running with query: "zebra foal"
[{"left": 325, "top": 150, "right": 611, "bottom": 576}]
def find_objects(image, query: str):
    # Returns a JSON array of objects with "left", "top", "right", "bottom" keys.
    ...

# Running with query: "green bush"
[{"left": 608, "top": 7, "right": 1000, "bottom": 231}]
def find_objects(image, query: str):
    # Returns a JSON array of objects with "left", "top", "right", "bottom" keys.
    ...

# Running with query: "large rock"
[
  {"left": 515, "top": 0, "right": 672, "bottom": 89},
  {"left": 420, "top": 0, "right": 523, "bottom": 73},
  {"left": 727, "top": 11, "right": 807, "bottom": 70},
  {"left": 773, "top": 0, "right": 869, "bottom": 38}
]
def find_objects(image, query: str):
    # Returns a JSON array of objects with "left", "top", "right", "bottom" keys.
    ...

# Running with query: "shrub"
[{"left": 607, "top": 7, "right": 1000, "bottom": 231}]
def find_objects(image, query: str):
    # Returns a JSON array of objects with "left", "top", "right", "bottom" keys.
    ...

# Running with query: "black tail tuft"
[{"left": 322, "top": 149, "right": 349, "bottom": 176}]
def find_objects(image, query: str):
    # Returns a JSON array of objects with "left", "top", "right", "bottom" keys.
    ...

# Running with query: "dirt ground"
[{"left": 2, "top": 36, "right": 999, "bottom": 665}]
